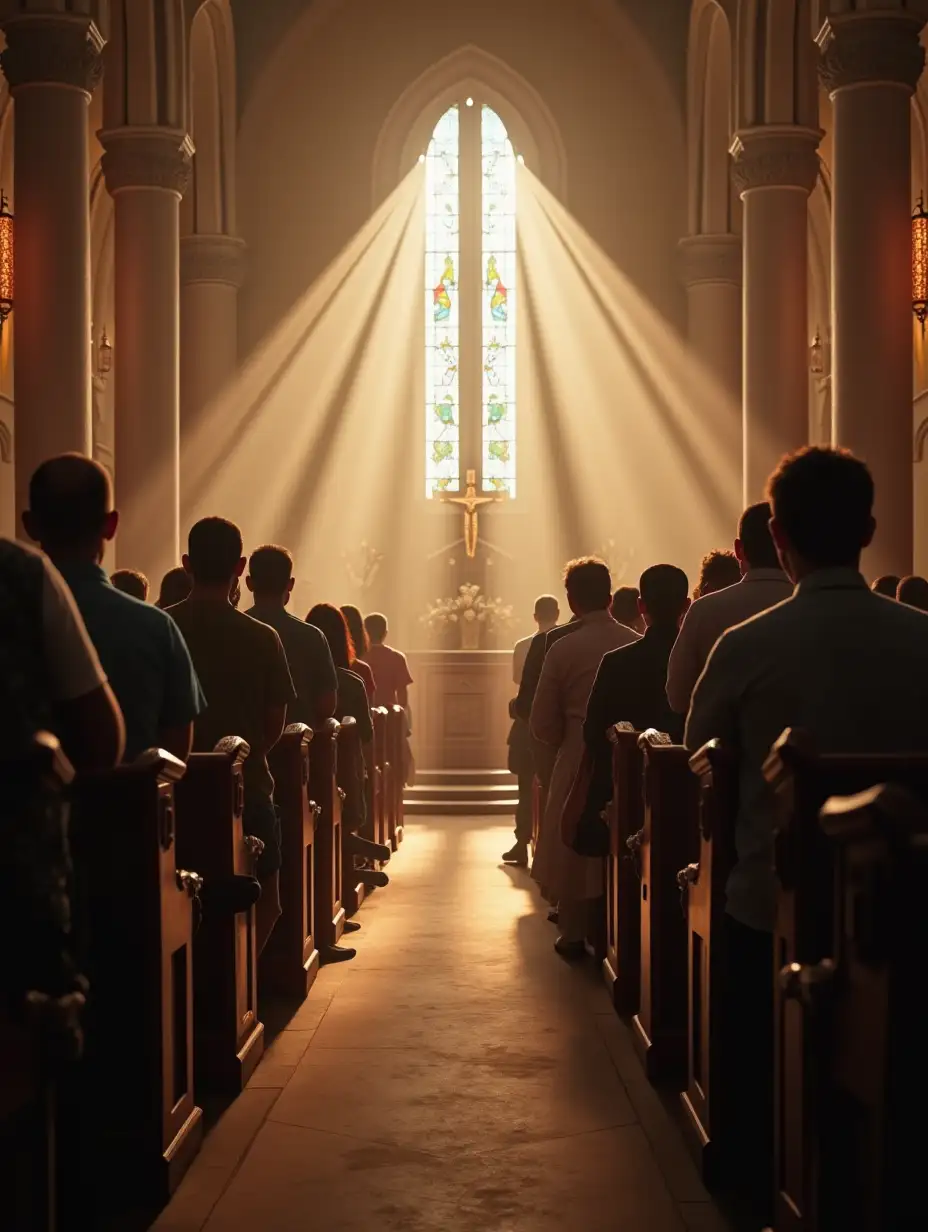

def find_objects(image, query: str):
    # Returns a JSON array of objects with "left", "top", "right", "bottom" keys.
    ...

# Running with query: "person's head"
[
  {"left": 563, "top": 557, "right": 612, "bottom": 617},
  {"left": 246, "top": 545, "right": 294, "bottom": 605},
  {"left": 364, "top": 612, "right": 388, "bottom": 645},
  {"left": 767, "top": 447, "right": 875, "bottom": 581},
  {"left": 111, "top": 569, "right": 149, "bottom": 602},
  {"left": 693, "top": 550, "right": 741, "bottom": 599},
  {"left": 533, "top": 594, "right": 560, "bottom": 632},
  {"left": 183, "top": 517, "right": 245, "bottom": 593},
  {"left": 872, "top": 574, "right": 900, "bottom": 599},
  {"left": 24, "top": 453, "right": 117, "bottom": 560},
  {"left": 897, "top": 575, "right": 928, "bottom": 611},
  {"left": 638, "top": 565, "right": 690, "bottom": 630},
  {"left": 341, "top": 605, "right": 369, "bottom": 661},
  {"left": 735, "top": 502, "right": 780, "bottom": 572},
  {"left": 611, "top": 585, "right": 644, "bottom": 633},
  {"left": 156, "top": 566, "right": 192, "bottom": 609},
  {"left": 307, "top": 602, "right": 353, "bottom": 669}
]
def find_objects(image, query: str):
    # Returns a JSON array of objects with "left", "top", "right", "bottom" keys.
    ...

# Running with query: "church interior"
[{"left": 2, "top": 0, "right": 928, "bottom": 1229}]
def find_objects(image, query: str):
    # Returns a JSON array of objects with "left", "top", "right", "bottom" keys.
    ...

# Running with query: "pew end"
[
  {"left": 372, "top": 707, "right": 391, "bottom": 858},
  {"left": 338, "top": 715, "right": 368, "bottom": 916},
  {"left": 310, "top": 719, "right": 347, "bottom": 954},
  {"left": 603, "top": 722, "right": 642, "bottom": 1016},
  {"left": 388, "top": 705, "right": 407, "bottom": 848}
]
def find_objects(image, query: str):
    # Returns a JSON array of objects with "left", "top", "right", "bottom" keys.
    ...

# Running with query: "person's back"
[
  {"left": 897, "top": 574, "right": 928, "bottom": 612},
  {"left": 363, "top": 612, "right": 413, "bottom": 709}
]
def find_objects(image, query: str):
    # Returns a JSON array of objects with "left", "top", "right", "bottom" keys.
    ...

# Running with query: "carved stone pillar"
[
  {"left": 731, "top": 126, "right": 822, "bottom": 503},
  {"left": 0, "top": 11, "right": 104, "bottom": 526},
  {"left": 179, "top": 233, "right": 245, "bottom": 526},
  {"left": 678, "top": 233, "right": 742, "bottom": 406},
  {"left": 818, "top": 10, "right": 926, "bottom": 577},
  {"left": 100, "top": 127, "right": 193, "bottom": 585}
]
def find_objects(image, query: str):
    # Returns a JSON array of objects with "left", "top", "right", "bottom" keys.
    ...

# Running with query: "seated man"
[
  {"left": 871, "top": 573, "right": 900, "bottom": 598},
  {"left": 244, "top": 545, "right": 338, "bottom": 726},
  {"left": 169, "top": 518, "right": 297, "bottom": 956},
  {"left": 581, "top": 564, "right": 690, "bottom": 820},
  {"left": 24, "top": 455, "right": 204, "bottom": 763},
  {"left": 685, "top": 447, "right": 928, "bottom": 1204},
  {"left": 667, "top": 501, "right": 793, "bottom": 715},
  {"left": 897, "top": 574, "right": 928, "bottom": 612},
  {"left": 363, "top": 612, "right": 413, "bottom": 711},
  {"left": 610, "top": 585, "right": 644, "bottom": 635},
  {"left": 111, "top": 569, "right": 149, "bottom": 602}
]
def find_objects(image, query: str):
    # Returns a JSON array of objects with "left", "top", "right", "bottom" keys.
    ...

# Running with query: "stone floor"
[{"left": 154, "top": 817, "right": 732, "bottom": 1232}]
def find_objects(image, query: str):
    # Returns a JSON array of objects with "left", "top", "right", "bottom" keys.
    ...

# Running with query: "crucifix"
[{"left": 439, "top": 469, "right": 507, "bottom": 558}]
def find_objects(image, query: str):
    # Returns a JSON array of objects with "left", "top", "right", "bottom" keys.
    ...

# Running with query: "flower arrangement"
[{"left": 422, "top": 584, "right": 515, "bottom": 648}]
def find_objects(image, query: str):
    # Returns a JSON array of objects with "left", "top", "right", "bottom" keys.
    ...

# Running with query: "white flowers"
[{"left": 421, "top": 583, "right": 515, "bottom": 632}]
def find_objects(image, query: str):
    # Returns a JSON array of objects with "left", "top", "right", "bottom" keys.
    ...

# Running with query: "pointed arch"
[
  {"left": 184, "top": 0, "right": 237, "bottom": 237},
  {"left": 687, "top": 0, "right": 736, "bottom": 236}
]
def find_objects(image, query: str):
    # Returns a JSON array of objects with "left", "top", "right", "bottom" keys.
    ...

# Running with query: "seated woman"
[{"left": 340, "top": 604, "right": 376, "bottom": 703}]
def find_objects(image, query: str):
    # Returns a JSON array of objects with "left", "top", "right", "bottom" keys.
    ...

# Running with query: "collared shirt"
[
  {"left": 666, "top": 568, "right": 794, "bottom": 714},
  {"left": 58, "top": 561, "right": 204, "bottom": 761},
  {"left": 246, "top": 602, "right": 337, "bottom": 726},
  {"left": 685, "top": 568, "right": 928, "bottom": 932},
  {"left": 512, "top": 634, "right": 533, "bottom": 686}
]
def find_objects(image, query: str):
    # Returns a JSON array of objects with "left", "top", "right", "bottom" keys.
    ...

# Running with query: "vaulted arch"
[
  {"left": 183, "top": 0, "right": 237, "bottom": 238},
  {"left": 687, "top": 0, "right": 736, "bottom": 236}
]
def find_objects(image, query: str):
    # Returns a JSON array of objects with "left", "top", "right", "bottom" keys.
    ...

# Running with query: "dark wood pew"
[
  {"left": 372, "top": 706, "right": 390, "bottom": 855},
  {"left": 337, "top": 716, "right": 367, "bottom": 916},
  {"left": 0, "top": 733, "right": 79, "bottom": 1232},
  {"left": 679, "top": 740, "right": 738, "bottom": 1186},
  {"left": 763, "top": 731, "right": 928, "bottom": 1232},
  {"left": 174, "top": 737, "right": 264, "bottom": 1092},
  {"left": 66, "top": 748, "right": 203, "bottom": 1212},
  {"left": 796, "top": 784, "right": 928, "bottom": 1232},
  {"left": 531, "top": 775, "right": 543, "bottom": 856},
  {"left": 631, "top": 729, "right": 700, "bottom": 1083},
  {"left": 603, "top": 723, "right": 643, "bottom": 1016},
  {"left": 387, "top": 705, "right": 406, "bottom": 848},
  {"left": 263, "top": 724, "right": 320, "bottom": 1000},
  {"left": 310, "top": 719, "right": 346, "bottom": 955}
]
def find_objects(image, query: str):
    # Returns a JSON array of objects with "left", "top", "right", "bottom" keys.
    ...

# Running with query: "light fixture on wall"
[
  {"left": 97, "top": 327, "right": 113, "bottom": 379},
  {"left": 913, "top": 193, "right": 928, "bottom": 333},
  {"left": 0, "top": 190, "right": 14, "bottom": 329},
  {"left": 809, "top": 328, "right": 825, "bottom": 377}
]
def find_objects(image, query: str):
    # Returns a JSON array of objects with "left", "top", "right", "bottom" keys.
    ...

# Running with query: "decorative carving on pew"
[{"left": 604, "top": 722, "right": 643, "bottom": 1015}]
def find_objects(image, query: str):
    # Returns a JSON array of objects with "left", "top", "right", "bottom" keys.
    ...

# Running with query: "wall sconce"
[
  {"left": 0, "top": 190, "right": 13, "bottom": 328},
  {"left": 913, "top": 194, "right": 928, "bottom": 333},
  {"left": 97, "top": 327, "right": 113, "bottom": 378},
  {"left": 809, "top": 328, "right": 825, "bottom": 377}
]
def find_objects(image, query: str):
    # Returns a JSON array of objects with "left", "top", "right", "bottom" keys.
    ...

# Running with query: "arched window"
[{"left": 425, "top": 100, "right": 517, "bottom": 499}]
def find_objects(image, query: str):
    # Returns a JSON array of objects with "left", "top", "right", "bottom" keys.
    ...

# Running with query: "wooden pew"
[
  {"left": 387, "top": 704, "right": 406, "bottom": 848},
  {"left": 764, "top": 731, "right": 928, "bottom": 1232},
  {"left": 371, "top": 706, "right": 390, "bottom": 855},
  {"left": 679, "top": 740, "right": 738, "bottom": 1186},
  {"left": 797, "top": 784, "right": 928, "bottom": 1231},
  {"left": 338, "top": 716, "right": 367, "bottom": 916},
  {"left": 0, "top": 733, "right": 79, "bottom": 1232},
  {"left": 603, "top": 723, "right": 643, "bottom": 1016},
  {"left": 66, "top": 749, "right": 203, "bottom": 1211},
  {"left": 174, "top": 738, "right": 264, "bottom": 1092},
  {"left": 631, "top": 729, "right": 699, "bottom": 1083},
  {"left": 531, "top": 774, "right": 543, "bottom": 856},
  {"left": 310, "top": 719, "right": 346, "bottom": 955},
  {"left": 263, "top": 724, "right": 320, "bottom": 1000}
]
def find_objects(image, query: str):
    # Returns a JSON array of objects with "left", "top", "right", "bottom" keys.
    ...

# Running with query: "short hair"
[
  {"left": 364, "top": 612, "right": 388, "bottom": 644},
  {"left": 111, "top": 569, "right": 149, "bottom": 602},
  {"left": 157, "top": 566, "right": 192, "bottom": 609},
  {"left": 248, "top": 544, "right": 293, "bottom": 595},
  {"left": 341, "top": 605, "right": 369, "bottom": 659},
  {"left": 563, "top": 557, "right": 612, "bottom": 611},
  {"left": 29, "top": 453, "right": 111, "bottom": 547},
  {"left": 639, "top": 564, "right": 689, "bottom": 626},
  {"left": 610, "top": 586, "right": 640, "bottom": 627},
  {"left": 737, "top": 502, "right": 780, "bottom": 570},
  {"left": 897, "top": 575, "right": 928, "bottom": 611},
  {"left": 186, "top": 517, "right": 243, "bottom": 586},
  {"left": 307, "top": 602, "right": 353, "bottom": 668},
  {"left": 767, "top": 447, "right": 874, "bottom": 569},
  {"left": 534, "top": 594, "right": 560, "bottom": 623},
  {"left": 694, "top": 550, "right": 741, "bottom": 599},
  {"left": 872, "top": 574, "right": 901, "bottom": 599}
]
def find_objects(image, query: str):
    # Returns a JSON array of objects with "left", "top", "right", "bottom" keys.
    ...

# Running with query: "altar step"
[{"left": 404, "top": 769, "right": 518, "bottom": 816}]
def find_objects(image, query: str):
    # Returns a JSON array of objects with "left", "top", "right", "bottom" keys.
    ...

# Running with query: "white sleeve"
[{"left": 41, "top": 555, "right": 108, "bottom": 702}]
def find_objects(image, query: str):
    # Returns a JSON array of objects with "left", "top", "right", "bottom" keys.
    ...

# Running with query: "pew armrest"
[
  {"left": 213, "top": 736, "right": 251, "bottom": 765},
  {"left": 133, "top": 748, "right": 187, "bottom": 783}
]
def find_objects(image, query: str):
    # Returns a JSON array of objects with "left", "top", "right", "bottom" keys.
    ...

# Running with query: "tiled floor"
[{"left": 154, "top": 817, "right": 731, "bottom": 1232}]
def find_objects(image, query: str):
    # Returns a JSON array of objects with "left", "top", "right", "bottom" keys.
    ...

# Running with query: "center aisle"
[{"left": 156, "top": 818, "right": 728, "bottom": 1232}]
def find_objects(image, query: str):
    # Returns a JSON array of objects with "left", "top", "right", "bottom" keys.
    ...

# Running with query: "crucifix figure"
[{"left": 440, "top": 469, "right": 507, "bottom": 558}]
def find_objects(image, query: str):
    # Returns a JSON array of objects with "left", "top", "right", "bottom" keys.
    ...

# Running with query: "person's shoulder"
[
  {"left": 876, "top": 590, "right": 928, "bottom": 638},
  {"left": 713, "top": 590, "right": 798, "bottom": 649},
  {"left": 105, "top": 581, "right": 173, "bottom": 631},
  {"left": 514, "top": 633, "right": 532, "bottom": 652},
  {"left": 598, "top": 636, "right": 643, "bottom": 671}
]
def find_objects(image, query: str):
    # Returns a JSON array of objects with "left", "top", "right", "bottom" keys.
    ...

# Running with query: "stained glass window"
[
  {"left": 424, "top": 106, "right": 460, "bottom": 497},
  {"left": 481, "top": 106, "right": 517, "bottom": 496}
]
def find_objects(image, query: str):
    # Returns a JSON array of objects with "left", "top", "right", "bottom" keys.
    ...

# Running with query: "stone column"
[
  {"left": 100, "top": 127, "right": 193, "bottom": 585},
  {"left": 731, "top": 126, "right": 822, "bottom": 503},
  {"left": 678, "top": 233, "right": 742, "bottom": 405},
  {"left": 0, "top": 12, "right": 103, "bottom": 523},
  {"left": 818, "top": 11, "right": 926, "bottom": 578},
  {"left": 179, "top": 233, "right": 245, "bottom": 526}
]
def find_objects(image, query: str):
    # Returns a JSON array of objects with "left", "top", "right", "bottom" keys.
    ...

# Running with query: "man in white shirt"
[
  {"left": 512, "top": 594, "right": 559, "bottom": 687},
  {"left": 666, "top": 502, "right": 793, "bottom": 715}
]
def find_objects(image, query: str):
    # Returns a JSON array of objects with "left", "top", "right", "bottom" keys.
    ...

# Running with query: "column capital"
[
  {"left": 678, "top": 233, "right": 742, "bottom": 289},
  {"left": 817, "top": 10, "right": 926, "bottom": 95},
  {"left": 730, "top": 125, "right": 822, "bottom": 197},
  {"left": 180, "top": 234, "right": 247, "bottom": 288},
  {"left": 99, "top": 127, "right": 195, "bottom": 199},
  {"left": 0, "top": 12, "right": 104, "bottom": 94}
]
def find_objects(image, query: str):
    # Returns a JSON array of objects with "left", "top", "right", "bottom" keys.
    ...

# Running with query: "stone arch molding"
[
  {"left": 371, "top": 45, "right": 567, "bottom": 207},
  {"left": 687, "top": 0, "right": 736, "bottom": 236},
  {"left": 184, "top": 0, "right": 238, "bottom": 239}
]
